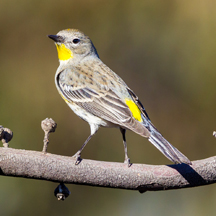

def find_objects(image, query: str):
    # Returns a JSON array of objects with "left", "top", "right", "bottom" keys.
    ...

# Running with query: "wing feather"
[{"left": 57, "top": 73, "right": 150, "bottom": 137}]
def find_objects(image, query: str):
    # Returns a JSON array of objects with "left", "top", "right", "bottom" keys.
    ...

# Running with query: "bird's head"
[{"left": 48, "top": 29, "right": 99, "bottom": 63}]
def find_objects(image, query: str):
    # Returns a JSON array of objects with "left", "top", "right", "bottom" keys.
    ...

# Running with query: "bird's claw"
[
  {"left": 124, "top": 158, "right": 131, "bottom": 167},
  {"left": 72, "top": 153, "right": 82, "bottom": 165}
]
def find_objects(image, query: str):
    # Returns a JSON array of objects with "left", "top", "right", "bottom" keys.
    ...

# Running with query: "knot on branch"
[
  {"left": 54, "top": 183, "right": 71, "bottom": 201},
  {"left": 0, "top": 126, "right": 13, "bottom": 148}
]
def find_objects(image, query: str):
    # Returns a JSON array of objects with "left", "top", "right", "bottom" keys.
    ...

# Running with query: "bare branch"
[{"left": 0, "top": 147, "right": 215, "bottom": 192}]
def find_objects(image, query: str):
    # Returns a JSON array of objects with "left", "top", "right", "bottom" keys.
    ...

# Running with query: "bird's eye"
[{"left": 72, "top": 38, "right": 80, "bottom": 44}]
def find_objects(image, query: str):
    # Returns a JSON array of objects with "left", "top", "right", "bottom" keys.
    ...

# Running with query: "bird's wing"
[{"left": 56, "top": 68, "right": 151, "bottom": 137}]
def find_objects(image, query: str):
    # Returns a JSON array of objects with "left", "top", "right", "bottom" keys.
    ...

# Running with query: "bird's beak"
[{"left": 48, "top": 35, "right": 64, "bottom": 43}]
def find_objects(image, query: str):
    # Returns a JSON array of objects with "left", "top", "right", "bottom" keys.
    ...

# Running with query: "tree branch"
[{"left": 0, "top": 147, "right": 215, "bottom": 193}]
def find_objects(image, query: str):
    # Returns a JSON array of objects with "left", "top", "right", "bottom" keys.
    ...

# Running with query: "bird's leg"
[
  {"left": 73, "top": 124, "right": 98, "bottom": 165},
  {"left": 120, "top": 128, "right": 131, "bottom": 167},
  {"left": 72, "top": 134, "right": 93, "bottom": 165}
]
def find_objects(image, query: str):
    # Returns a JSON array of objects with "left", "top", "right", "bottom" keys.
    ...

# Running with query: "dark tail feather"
[{"left": 148, "top": 125, "right": 191, "bottom": 165}]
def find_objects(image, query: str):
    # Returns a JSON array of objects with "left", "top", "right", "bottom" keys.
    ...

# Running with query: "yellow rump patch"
[
  {"left": 55, "top": 44, "right": 73, "bottom": 61},
  {"left": 125, "top": 99, "right": 142, "bottom": 122}
]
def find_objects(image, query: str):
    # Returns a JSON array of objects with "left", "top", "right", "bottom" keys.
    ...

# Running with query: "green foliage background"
[{"left": 1, "top": 0, "right": 216, "bottom": 215}]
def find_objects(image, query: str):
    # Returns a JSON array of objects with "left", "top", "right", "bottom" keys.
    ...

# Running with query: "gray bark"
[{"left": 0, "top": 147, "right": 215, "bottom": 192}]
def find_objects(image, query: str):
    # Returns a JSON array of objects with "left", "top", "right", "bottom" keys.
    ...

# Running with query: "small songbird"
[{"left": 48, "top": 29, "right": 191, "bottom": 166}]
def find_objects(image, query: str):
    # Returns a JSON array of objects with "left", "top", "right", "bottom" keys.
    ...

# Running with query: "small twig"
[{"left": 41, "top": 118, "right": 57, "bottom": 153}]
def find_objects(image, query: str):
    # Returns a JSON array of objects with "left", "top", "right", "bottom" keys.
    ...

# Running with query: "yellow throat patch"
[
  {"left": 125, "top": 99, "right": 142, "bottom": 122},
  {"left": 56, "top": 44, "right": 73, "bottom": 61}
]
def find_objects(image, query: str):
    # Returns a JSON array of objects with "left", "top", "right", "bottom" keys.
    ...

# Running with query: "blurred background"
[{"left": 1, "top": 0, "right": 216, "bottom": 215}]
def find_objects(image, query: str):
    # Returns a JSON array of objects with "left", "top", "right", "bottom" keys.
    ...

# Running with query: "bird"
[{"left": 48, "top": 29, "right": 191, "bottom": 166}]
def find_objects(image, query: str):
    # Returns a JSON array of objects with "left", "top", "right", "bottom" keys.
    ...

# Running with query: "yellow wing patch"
[
  {"left": 125, "top": 99, "right": 143, "bottom": 122},
  {"left": 55, "top": 44, "right": 73, "bottom": 61}
]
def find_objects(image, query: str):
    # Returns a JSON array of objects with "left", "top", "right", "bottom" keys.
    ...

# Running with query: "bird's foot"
[
  {"left": 72, "top": 152, "right": 82, "bottom": 165},
  {"left": 124, "top": 157, "right": 131, "bottom": 167}
]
